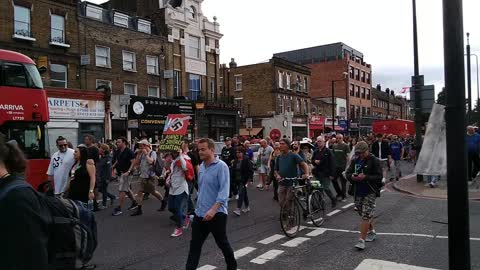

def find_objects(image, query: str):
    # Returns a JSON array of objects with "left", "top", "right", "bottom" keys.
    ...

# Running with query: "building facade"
[
  {"left": 221, "top": 57, "right": 311, "bottom": 139},
  {"left": 274, "top": 42, "right": 373, "bottom": 124},
  {"left": 371, "top": 84, "right": 409, "bottom": 120}
]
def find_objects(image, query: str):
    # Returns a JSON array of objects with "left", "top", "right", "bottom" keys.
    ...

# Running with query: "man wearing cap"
[
  {"left": 311, "top": 136, "right": 337, "bottom": 208},
  {"left": 332, "top": 134, "right": 350, "bottom": 201},
  {"left": 346, "top": 141, "right": 382, "bottom": 250},
  {"left": 131, "top": 140, "right": 164, "bottom": 216}
]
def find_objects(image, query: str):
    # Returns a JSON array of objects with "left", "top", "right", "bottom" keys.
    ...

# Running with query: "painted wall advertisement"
[{"left": 48, "top": 98, "right": 105, "bottom": 119}]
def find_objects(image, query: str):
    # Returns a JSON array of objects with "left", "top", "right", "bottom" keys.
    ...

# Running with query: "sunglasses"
[{"left": 58, "top": 144, "right": 68, "bottom": 147}]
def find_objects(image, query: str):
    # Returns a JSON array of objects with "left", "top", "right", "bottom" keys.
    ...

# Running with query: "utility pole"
[
  {"left": 466, "top": 32, "right": 472, "bottom": 122},
  {"left": 443, "top": 0, "right": 471, "bottom": 269},
  {"left": 412, "top": 0, "right": 424, "bottom": 182}
]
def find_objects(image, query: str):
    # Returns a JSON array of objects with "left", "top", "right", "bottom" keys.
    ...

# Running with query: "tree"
[{"left": 437, "top": 87, "right": 446, "bottom": 105}]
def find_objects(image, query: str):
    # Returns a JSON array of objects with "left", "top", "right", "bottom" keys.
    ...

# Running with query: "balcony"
[
  {"left": 12, "top": 29, "right": 36, "bottom": 41},
  {"left": 49, "top": 37, "right": 70, "bottom": 48}
]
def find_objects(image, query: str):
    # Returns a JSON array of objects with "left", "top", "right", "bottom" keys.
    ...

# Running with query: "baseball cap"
[
  {"left": 139, "top": 139, "right": 150, "bottom": 146},
  {"left": 355, "top": 141, "right": 369, "bottom": 153}
]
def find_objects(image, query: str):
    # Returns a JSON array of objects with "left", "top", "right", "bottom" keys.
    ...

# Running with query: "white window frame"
[
  {"left": 296, "top": 75, "right": 302, "bottom": 91},
  {"left": 124, "top": 83, "right": 137, "bottom": 95},
  {"left": 304, "top": 77, "right": 308, "bottom": 92},
  {"left": 278, "top": 71, "right": 284, "bottom": 88},
  {"left": 210, "top": 78, "right": 216, "bottom": 101},
  {"left": 188, "top": 35, "right": 201, "bottom": 59},
  {"left": 146, "top": 55, "right": 159, "bottom": 75},
  {"left": 147, "top": 86, "right": 160, "bottom": 97},
  {"left": 286, "top": 73, "right": 291, "bottom": 90},
  {"left": 187, "top": 6, "right": 196, "bottom": 20},
  {"left": 50, "top": 14, "right": 66, "bottom": 44},
  {"left": 296, "top": 98, "right": 301, "bottom": 113},
  {"left": 95, "top": 46, "right": 111, "bottom": 68},
  {"left": 122, "top": 51, "right": 136, "bottom": 72},
  {"left": 189, "top": 74, "right": 201, "bottom": 101},
  {"left": 235, "top": 75, "right": 242, "bottom": 91},
  {"left": 234, "top": 97, "right": 243, "bottom": 113},
  {"left": 278, "top": 95, "right": 284, "bottom": 114},
  {"left": 137, "top": 19, "right": 151, "bottom": 34},
  {"left": 86, "top": 4, "right": 103, "bottom": 20},
  {"left": 173, "top": 70, "right": 181, "bottom": 97},
  {"left": 13, "top": 5, "right": 34, "bottom": 40},
  {"left": 50, "top": 64, "right": 67, "bottom": 88},
  {"left": 114, "top": 12, "right": 129, "bottom": 28},
  {"left": 96, "top": 79, "right": 112, "bottom": 91}
]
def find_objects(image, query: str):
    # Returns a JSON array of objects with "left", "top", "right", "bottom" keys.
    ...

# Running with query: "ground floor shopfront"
[
  {"left": 46, "top": 88, "right": 107, "bottom": 155},
  {"left": 195, "top": 103, "right": 239, "bottom": 141}
]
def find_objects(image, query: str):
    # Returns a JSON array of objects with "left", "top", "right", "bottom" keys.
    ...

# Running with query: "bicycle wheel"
[
  {"left": 308, "top": 190, "right": 326, "bottom": 227},
  {"left": 280, "top": 199, "right": 301, "bottom": 238}
]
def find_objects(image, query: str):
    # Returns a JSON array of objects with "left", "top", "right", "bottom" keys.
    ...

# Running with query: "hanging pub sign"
[{"left": 158, "top": 114, "right": 191, "bottom": 152}]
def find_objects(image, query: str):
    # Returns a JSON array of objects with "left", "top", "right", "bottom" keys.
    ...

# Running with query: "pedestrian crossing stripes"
[
  {"left": 234, "top": 246, "right": 256, "bottom": 259},
  {"left": 281, "top": 237, "right": 310, "bottom": 247},
  {"left": 258, "top": 234, "right": 285, "bottom": 245},
  {"left": 306, "top": 228, "right": 327, "bottom": 237},
  {"left": 250, "top": 249, "right": 284, "bottom": 265},
  {"left": 196, "top": 265, "right": 217, "bottom": 270},
  {"left": 342, "top": 203, "right": 355, "bottom": 209},
  {"left": 355, "top": 259, "right": 440, "bottom": 270},
  {"left": 327, "top": 209, "right": 341, "bottom": 216}
]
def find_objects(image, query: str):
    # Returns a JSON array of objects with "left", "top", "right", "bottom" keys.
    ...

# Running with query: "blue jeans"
[
  {"left": 427, "top": 175, "right": 440, "bottom": 185},
  {"left": 99, "top": 181, "right": 116, "bottom": 207},
  {"left": 168, "top": 192, "right": 188, "bottom": 228},
  {"left": 187, "top": 181, "right": 195, "bottom": 214},
  {"left": 237, "top": 183, "right": 249, "bottom": 209}
]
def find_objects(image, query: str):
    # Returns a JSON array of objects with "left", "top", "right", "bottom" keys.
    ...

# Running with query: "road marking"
[
  {"left": 250, "top": 250, "right": 284, "bottom": 265},
  {"left": 436, "top": 235, "right": 448, "bottom": 239},
  {"left": 355, "top": 259, "right": 439, "bottom": 270},
  {"left": 306, "top": 228, "right": 327, "bottom": 237},
  {"left": 197, "top": 265, "right": 216, "bottom": 270},
  {"left": 342, "top": 203, "right": 354, "bottom": 209},
  {"left": 380, "top": 189, "right": 386, "bottom": 193},
  {"left": 307, "top": 217, "right": 324, "bottom": 225},
  {"left": 234, "top": 247, "right": 256, "bottom": 259},
  {"left": 258, "top": 234, "right": 285, "bottom": 245},
  {"left": 327, "top": 209, "right": 341, "bottom": 216},
  {"left": 281, "top": 237, "right": 310, "bottom": 247}
]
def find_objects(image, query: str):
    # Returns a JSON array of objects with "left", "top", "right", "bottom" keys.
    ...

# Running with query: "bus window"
[
  {"left": 0, "top": 122, "right": 47, "bottom": 159},
  {"left": 2, "top": 62, "right": 28, "bottom": 87},
  {"left": 25, "top": 64, "right": 43, "bottom": 89}
]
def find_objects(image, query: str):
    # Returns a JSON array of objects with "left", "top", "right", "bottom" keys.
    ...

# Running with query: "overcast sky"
[{"left": 90, "top": 0, "right": 480, "bottom": 101}]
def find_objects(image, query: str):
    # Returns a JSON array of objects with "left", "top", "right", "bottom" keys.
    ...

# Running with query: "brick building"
[
  {"left": 371, "top": 84, "right": 409, "bottom": 120},
  {"left": 274, "top": 42, "right": 373, "bottom": 124},
  {"left": 221, "top": 57, "right": 311, "bottom": 139}
]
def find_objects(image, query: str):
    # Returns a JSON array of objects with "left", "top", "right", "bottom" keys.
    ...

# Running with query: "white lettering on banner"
[
  {"left": 48, "top": 98, "right": 105, "bottom": 120},
  {"left": 0, "top": 104, "right": 24, "bottom": 111}
]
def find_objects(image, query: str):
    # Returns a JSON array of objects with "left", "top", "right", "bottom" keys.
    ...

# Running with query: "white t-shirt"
[{"left": 47, "top": 148, "right": 75, "bottom": 195}]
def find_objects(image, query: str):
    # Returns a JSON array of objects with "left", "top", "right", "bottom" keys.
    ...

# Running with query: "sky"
[{"left": 90, "top": 0, "right": 480, "bottom": 101}]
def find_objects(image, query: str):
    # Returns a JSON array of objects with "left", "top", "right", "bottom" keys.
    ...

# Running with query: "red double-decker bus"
[{"left": 0, "top": 49, "right": 50, "bottom": 189}]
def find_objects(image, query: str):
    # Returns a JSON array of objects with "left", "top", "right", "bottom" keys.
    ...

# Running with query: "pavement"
[{"left": 89, "top": 161, "right": 480, "bottom": 270}]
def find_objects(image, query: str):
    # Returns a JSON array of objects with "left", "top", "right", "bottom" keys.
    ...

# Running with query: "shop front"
[
  {"left": 195, "top": 102, "right": 239, "bottom": 141},
  {"left": 309, "top": 115, "right": 325, "bottom": 139},
  {"left": 46, "top": 91, "right": 106, "bottom": 155},
  {"left": 126, "top": 96, "right": 194, "bottom": 143},
  {"left": 292, "top": 116, "right": 308, "bottom": 139}
]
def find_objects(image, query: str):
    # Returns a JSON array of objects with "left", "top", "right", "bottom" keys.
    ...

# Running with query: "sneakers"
[
  {"left": 355, "top": 239, "right": 366, "bottom": 250},
  {"left": 366, "top": 230, "right": 377, "bottom": 242},
  {"left": 256, "top": 184, "right": 263, "bottom": 189},
  {"left": 128, "top": 201, "right": 139, "bottom": 211},
  {"left": 98, "top": 205, "right": 107, "bottom": 210},
  {"left": 171, "top": 228, "right": 183, "bottom": 237},
  {"left": 183, "top": 215, "right": 191, "bottom": 229},
  {"left": 130, "top": 208, "right": 143, "bottom": 216},
  {"left": 233, "top": 209, "right": 241, "bottom": 216},
  {"left": 112, "top": 207, "right": 123, "bottom": 216},
  {"left": 235, "top": 195, "right": 239, "bottom": 200},
  {"left": 242, "top": 207, "right": 250, "bottom": 213}
]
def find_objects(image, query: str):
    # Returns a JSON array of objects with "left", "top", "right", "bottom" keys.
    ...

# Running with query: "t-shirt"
[
  {"left": 466, "top": 133, "right": 480, "bottom": 153},
  {"left": 114, "top": 147, "right": 135, "bottom": 175},
  {"left": 87, "top": 145, "right": 100, "bottom": 164},
  {"left": 275, "top": 152, "right": 304, "bottom": 186},
  {"left": 221, "top": 146, "right": 235, "bottom": 167},
  {"left": 332, "top": 142, "right": 351, "bottom": 169},
  {"left": 390, "top": 141, "right": 403, "bottom": 161},
  {"left": 246, "top": 148, "right": 254, "bottom": 160},
  {"left": 353, "top": 159, "right": 372, "bottom": 197},
  {"left": 260, "top": 146, "right": 273, "bottom": 165},
  {"left": 139, "top": 150, "right": 157, "bottom": 178},
  {"left": 46, "top": 148, "right": 75, "bottom": 195}
]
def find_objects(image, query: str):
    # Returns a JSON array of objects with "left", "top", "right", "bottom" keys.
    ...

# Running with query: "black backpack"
[
  {"left": 154, "top": 156, "right": 165, "bottom": 177},
  {"left": 0, "top": 178, "right": 98, "bottom": 270}
]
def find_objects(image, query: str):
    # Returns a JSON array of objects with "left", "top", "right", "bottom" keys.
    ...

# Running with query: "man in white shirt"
[
  {"left": 46, "top": 136, "right": 75, "bottom": 196},
  {"left": 167, "top": 149, "right": 190, "bottom": 237}
]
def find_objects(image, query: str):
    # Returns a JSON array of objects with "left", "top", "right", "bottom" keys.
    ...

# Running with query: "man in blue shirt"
[
  {"left": 186, "top": 138, "right": 237, "bottom": 270},
  {"left": 466, "top": 126, "right": 480, "bottom": 181},
  {"left": 389, "top": 135, "right": 404, "bottom": 181}
]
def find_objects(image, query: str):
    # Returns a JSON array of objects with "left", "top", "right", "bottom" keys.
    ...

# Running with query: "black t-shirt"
[
  {"left": 113, "top": 147, "right": 135, "bottom": 174},
  {"left": 87, "top": 145, "right": 100, "bottom": 164},
  {"left": 0, "top": 175, "right": 50, "bottom": 270}
]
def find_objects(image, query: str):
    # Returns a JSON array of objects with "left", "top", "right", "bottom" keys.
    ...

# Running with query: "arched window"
[{"left": 187, "top": 6, "right": 196, "bottom": 19}]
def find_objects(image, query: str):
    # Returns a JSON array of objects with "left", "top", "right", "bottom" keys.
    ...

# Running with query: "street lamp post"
[
  {"left": 331, "top": 72, "right": 348, "bottom": 132},
  {"left": 467, "top": 33, "right": 472, "bottom": 121},
  {"left": 465, "top": 53, "right": 479, "bottom": 108}
]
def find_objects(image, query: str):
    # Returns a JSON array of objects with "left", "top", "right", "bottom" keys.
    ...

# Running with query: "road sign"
[
  {"left": 119, "top": 95, "right": 131, "bottom": 105},
  {"left": 163, "top": 70, "right": 174, "bottom": 79},
  {"left": 410, "top": 85, "right": 435, "bottom": 113},
  {"left": 80, "top": 55, "right": 90, "bottom": 66},
  {"left": 246, "top": 118, "right": 253, "bottom": 129}
]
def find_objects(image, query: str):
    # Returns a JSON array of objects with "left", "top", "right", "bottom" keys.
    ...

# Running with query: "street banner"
[{"left": 158, "top": 114, "right": 191, "bottom": 152}]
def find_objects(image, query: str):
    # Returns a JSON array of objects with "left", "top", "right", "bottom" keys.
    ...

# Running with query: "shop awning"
[{"left": 239, "top": 128, "right": 263, "bottom": 136}]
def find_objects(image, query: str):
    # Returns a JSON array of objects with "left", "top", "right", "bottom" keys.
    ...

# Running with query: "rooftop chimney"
[
  {"left": 376, "top": 84, "right": 381, "bottom": 91},
  {"left": 229, "top": 58, "right": 237, "bottom": 68}
]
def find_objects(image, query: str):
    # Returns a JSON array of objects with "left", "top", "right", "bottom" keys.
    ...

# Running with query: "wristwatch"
[{"left": 89, "top": 190, "right": 94, "bottom": 193}]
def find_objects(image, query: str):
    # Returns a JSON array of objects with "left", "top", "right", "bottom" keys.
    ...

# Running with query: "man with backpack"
[
  {"left": 311, "top": 136, "right": 338, "bottom": 208},
  {"left": 345, "top": 141, "right": 383, "bottom": 250},
  {"left": 131, "top": 140, "right": 164, "bottom": 216}
]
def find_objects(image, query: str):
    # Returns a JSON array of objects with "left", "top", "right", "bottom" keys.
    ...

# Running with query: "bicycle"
[{"left": 279, "top": 177, "right": 326, "bottom": 238}]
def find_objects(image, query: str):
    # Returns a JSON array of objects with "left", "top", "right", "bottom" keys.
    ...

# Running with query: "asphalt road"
[{"left": 90, "top": 161, "right": 480, "bottom": 270}]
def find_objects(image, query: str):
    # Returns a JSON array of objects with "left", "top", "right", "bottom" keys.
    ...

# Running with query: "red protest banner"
[{"left": 162, "top": 114, "right": 191, "bottom": 135}]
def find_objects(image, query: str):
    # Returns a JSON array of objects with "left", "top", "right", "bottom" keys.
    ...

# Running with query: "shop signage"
[
  {"left": 48, "top": 98, "right": 105, "bottom": 119},
  {"left": 158, "top": 114, "right": 191, "bottom": 152},
  {"left": 246, "top": 118, "right": 253, "bottom": 129},
  {"left": 270, "top": 129, "right": 282, "bottom": 141}
]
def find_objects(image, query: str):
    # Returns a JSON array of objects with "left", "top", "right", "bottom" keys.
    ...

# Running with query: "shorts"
[
  {"left": 278, "top": 185, "right": 293, "bottom": 207},
  {"left": 118, "top": 174, "right": 132, "bottom": 192},
  {"left": 140, "top": 177, "right": 156, "bottom": 194},
  {"left": 354, "top": 193, "right": 376, "bottom": 220},
  {"left": 259, "top": 164, "right": 269, "bottom": 174}
]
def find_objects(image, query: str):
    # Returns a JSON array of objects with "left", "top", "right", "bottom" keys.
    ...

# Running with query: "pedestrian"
[
  {"left": 346, "top": 141, "right": 383, "bottom": 250},
  {"left": 167, "top": 149, "right": 190, "bottom": 237},
  {"left": 0, "top": 135, "right": 50, "bottom": 270},
  {"left": 332, "top": 134, "right": 350, "bottom": 202},
  {"left": 184, "top": 140, "right": 199, "bottom": 216},
  {"left": 98, "top": 144, "right": 116, "bottom": 209},
  {"left": 46, "top": 136, "right": 75, "bottom": 197},
  {"left": 157, "top": 152, "right": 173, "bottom": 211},
  {"left": 274, "top": 138, "right": 309, "bottom": 207},
  {"left": 257, "top": 139, "right": 273, "bottom": 191},
  {"left": 371, "top": 133, "right": 391, "bottom": 183},
  {"left": 311, "top": 136, "right": 337, "bottom": 208},
  {"left": 299, "top": 138, "right": 314, "bottom": 175},
  {"left": 232, "top": 146, "right": 254, "bottom": 216},
  {"left": 466, "top": 126, "right": 480, "bottom": 181},
  {"left": 84, "top": 134, "right": 100, "bottom": 164},
  {"left": 66, "top": 145, "right": 96, "bottom": 204},
  {"left": 131, "top": 140, "right": 165, "bottom": 216},
  {"left": 112, "top": 137, "right": 138, "bottom": 216},
  {"left": 389, "top": 135, "right": 404, "bottom": 181},
  {"left": 268, "top": 141, "right": 281, "bottom": 201},
  {"left": 185, "top": 138, "right": 237, "bottom": 270},
  {"left": 221, "top": 137, "right": 236, "bottom": 197},
  {"left": 243, "top": 140, "right": 254, "bottom": 161},
  {"left": 425, "top": 175, "right": 440, "bottom": 188}
]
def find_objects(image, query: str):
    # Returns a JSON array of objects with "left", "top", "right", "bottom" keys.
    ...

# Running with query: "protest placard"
[{"left": 157, "top": 114, "right": 191, "bottom": 152}]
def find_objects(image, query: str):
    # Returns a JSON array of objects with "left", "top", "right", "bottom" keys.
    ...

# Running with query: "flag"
[{"left": 400, "top": 87, "right": 410, "bottom": 94}]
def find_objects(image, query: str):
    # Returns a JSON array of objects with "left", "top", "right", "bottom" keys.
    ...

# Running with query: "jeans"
[
  {"left": 317, "top": 176, "right": 336, "bottom": 203},
  {"left": 99, "top": 181, "right": 116, "bottom": 207},
  {"left": 390, "top": 159, "right": 402, "bottom": 179},
  {"left": 187, "top": 181, "right": 195, "bottom": 214},
  {"left": 332, "top": 167, "right": 347, "bottom": 198},
  {"left": 186, "top": 213, "right": 237, "bottom": 270},
  {"left": 269, "top": 170, "right": 279, "bottom": 200},
  {"left": 229, "top": 179, "right": 239, "bottom": 198},
  {"left": 427, "top": 175, "right": 440, "bottom": 185},
  {"left": 468, "top": 152, "right": 480, "bottom": 180},
  {"left": 168, "top": 192, "right": 188, "bottom": 228},
  {"left": 237, "top": 183, "right": 249, "bottom": 209}
]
